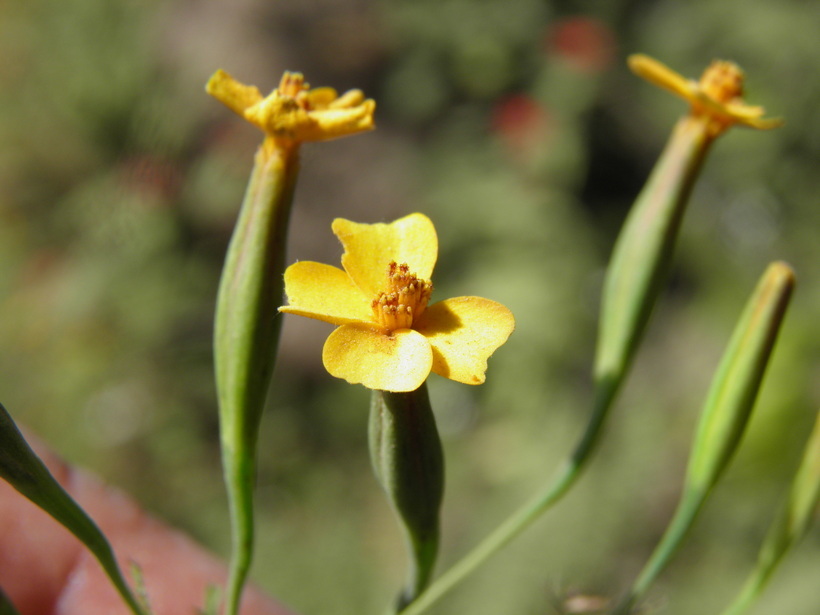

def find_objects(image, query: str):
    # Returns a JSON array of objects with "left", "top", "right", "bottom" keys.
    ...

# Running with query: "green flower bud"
[
  {"left": 614, "top": 262, "right": 795, "bottom": 615},
  {"left": 369, "top": 385, "right": 444, "bottom": 611}
]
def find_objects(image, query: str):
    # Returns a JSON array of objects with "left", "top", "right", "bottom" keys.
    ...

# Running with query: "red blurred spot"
[
  {"left": 548, "top": 16, "right": 616, "bottom": 73},
  {"left": 491, "top": 94, "right": 550, "bottom": 155}
]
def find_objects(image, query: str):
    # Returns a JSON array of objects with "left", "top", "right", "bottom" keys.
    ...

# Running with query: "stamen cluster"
[
  {"left": 371, "top": 261, "right": 433, "bottom": 331},
  {"left": 278, "top": 72, "right": 313, "bottom": 108},
  {"left": 699, "top": 60, "right": 744, "bottom": 104}
]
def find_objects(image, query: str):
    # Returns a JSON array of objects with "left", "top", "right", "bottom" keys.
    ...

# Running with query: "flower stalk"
[
  {"left": 612, "top": 262, "right": 795, "bottom": 615},
  {"left": 399, "top": 55, "right": 781, "bottom": 615},
  {"left": 370, "top": 385, "right": 445, "bottom": 612},
  {"left": 207, "top": 69, "right": 375, "bottom": 615},
  {"left": 595, "top": 53, "right": 781, "bottom": 432}
]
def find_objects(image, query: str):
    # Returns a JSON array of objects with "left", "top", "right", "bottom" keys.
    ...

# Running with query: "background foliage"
[{"left": 1, "top": 0, "right": 817, "bottom": 613}]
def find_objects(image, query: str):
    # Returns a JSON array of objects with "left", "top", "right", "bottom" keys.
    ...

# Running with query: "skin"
[{"left": 0, "top": 433, "right": 297, "bottom": 615}]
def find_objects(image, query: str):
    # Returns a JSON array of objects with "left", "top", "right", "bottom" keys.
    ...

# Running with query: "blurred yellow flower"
[
  {"left": 207, "top": 69, "right": 375, "bottom": 149},
  {"left": 280, "top": 214, "right": 515, "bottom": 392},
  {"left": 628, "top": 54, "right": 782, "bottom": 138}
]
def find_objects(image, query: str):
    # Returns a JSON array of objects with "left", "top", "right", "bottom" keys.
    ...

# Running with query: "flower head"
[
  {"left": 280, "top": 214, "right": 515, "bottom": 392},
  {"left": 207, "top": 69, "right": 375, "bottom": 150},
  {"left": 628, "top": 54, "right": 782, "bottom": 138}
]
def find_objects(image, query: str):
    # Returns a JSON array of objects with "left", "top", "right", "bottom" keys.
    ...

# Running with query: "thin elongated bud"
[
  {"left": 685, "top": 262, "right": 795, "bottom": 492},
  {"left": 214, "top": 145, "right": 298, "bottom": 615},
  {"left": 594, "top": 116, "right": 711, "bottom": 405},
  {"left": 613, "top": 262, "right": 796, "bottom": 615},
  {"left": 370, "top": 385, "right": 444, "bottom": 612},
  {"left": 719, "top": 410, "right": 820, "bottom": 615},
  {"left": 0, "top": 404, "right": 147, "bottom": 615}
]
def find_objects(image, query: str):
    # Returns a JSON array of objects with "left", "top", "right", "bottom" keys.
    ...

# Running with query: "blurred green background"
[{"left": 1, "top": 0, "right": 818, "bottom": 613}]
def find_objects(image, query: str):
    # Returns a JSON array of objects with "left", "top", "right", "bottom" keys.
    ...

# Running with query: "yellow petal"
[
  {"left": 739, "top": 115, "right": 784, "bottom": 130},
  {"left": 206, "top": 69, "right": 264, "bottom": 117},
  {"left": 628, "top": 54, "right": 695, "bottom": 102},
  {"left": 687, "top": 92, "right": 783, "bottom": 134},
  {"left": 296, "top": 101, "right": 376, "bottom": 142},
  {"left": 415, "top": 297, "right": 515, "bottom": 385},
  {"left": 333, "top": 213, "right": 438, "bottom": 296},
  {"left": 330, "top": 89, "right": 366, "bottom": 108},
  {"left": 322, "top": 325, "right": 433, "bottom": 392},
  {"left": 723, "top": 102, "right": 766, "bottom": 119},
  {"left": 279, "top": 261, "right": 372, "bottom": 325},
  {"left": 305, "top": 86, "right": 339, "bottom": 108},
  {"left": 723, "top": 101, "right": 784, "bottom": 129}
]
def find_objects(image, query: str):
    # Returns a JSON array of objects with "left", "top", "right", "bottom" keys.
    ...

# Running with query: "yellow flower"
[
  {"left": 206, "top": 69, "right": 375, "bottom": 149},
  {"left": 628, "top": 54, "right": 782, "bottom": 138},
  {"left": 279, "top": 214, "right": 515, "bottom": 392}
]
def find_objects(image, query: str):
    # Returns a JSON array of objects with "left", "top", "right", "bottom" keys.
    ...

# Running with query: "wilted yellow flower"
[
  {"left": 628, "top": 54, "right": 782, "bottom": 138},
  {"left": 207, "top": 69, "right": 375, "bottom": 150},
  {"left": 280, "top": 213, "right": 515, "bottom": 392}
]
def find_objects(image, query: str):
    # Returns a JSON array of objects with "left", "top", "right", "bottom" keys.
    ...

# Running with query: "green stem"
[
  {"left": 718, "top": 569, "right": 769, "bottom": 615},
  {"left": 215, "top": 142, "right": 299, "bottom": 615},
  {"left": 611, "top": 493, "right": 703, "bottom": 615},
  {"left": 399, "top": 378, "right": 618, "bottom": 615},
  {"left": 718, "top": 410, "right": 820, "bottom": 615}
]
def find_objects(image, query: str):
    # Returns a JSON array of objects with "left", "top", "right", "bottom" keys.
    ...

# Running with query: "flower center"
[
  {"left": 278, "top": 71, "right": 306, "bottom": 97},
  {"left": 277, "top": 72, "right": 313, "bottom": 109},
  {"left": 699, "top": 60, "right": 744, "bottom": 104},
  {"left": 371, "top": 261, "right": 433, "bottom": 331}
]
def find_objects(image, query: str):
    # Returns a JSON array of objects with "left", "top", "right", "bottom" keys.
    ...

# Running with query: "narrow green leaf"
[
  {"left": 370, "top": 384, "right": 444, "bottom": 612},
  {"left": 0, "top": 586, "right": 21, "bottom": 615},
  {"left": 0, "top": 404, "right": 146, "bottom": 615},
  {"left": 612, "top": 262, "right": 796, "bottom": 615},
  {"left": 214, "top": 145, "right": 299, "bottom": 615}
]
